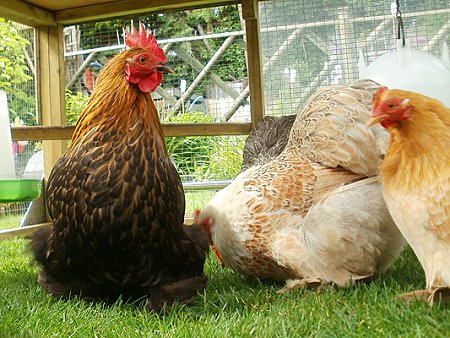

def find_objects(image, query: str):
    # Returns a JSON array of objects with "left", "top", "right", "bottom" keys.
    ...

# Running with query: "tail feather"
[
  {"left": 287, "top": 80, "right": 387, "bottom": 176},
  {"left": 182, "top": 223, "right": 210, "bottom": 260},
  {"left": 147, "top": 275, "right": 207, "bottom": 312},
  {"left": 28, "top": 226, "right": 52, "bottom": 265}
]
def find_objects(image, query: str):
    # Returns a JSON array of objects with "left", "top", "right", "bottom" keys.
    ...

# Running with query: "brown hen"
[{"left": 29, "top": 25, "right": 209, "bottom": 312}]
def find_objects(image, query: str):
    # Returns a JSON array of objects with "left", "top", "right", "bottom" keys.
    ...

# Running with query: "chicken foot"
[
  {"left": 277, "top": 277, "right": 330, "bottom": 294},
  {"left": 397, "top": 286, "right": 450, "bottom": 307}
]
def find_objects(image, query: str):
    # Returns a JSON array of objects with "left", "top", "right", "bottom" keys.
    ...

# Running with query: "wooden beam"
[
  {"left": 55, "top": 0, "right": 238, "bottom": 25},
  {"left": 0, "top": 0, "right": 55, "bottom": 27},
  {"left": 241, "top": 0, "right": 265, "bottom": 128},
  {"left": 11, "top": 123, "right": 251, "bottom": 140},
  {"left": 164, "top": 122, "right": 251, "bottom": 136},
  {"left": 11, "top": 125, "right": 74, "bottom": 140},
  {"left": 36, "top": 25, "right": 67, "bottom": 186}
]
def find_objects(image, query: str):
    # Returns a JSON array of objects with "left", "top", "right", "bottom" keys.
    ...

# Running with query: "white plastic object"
[
  {"left": 359, "top": 39, "right": 450, "bottom": 107},
  {"left": 0, "top": 90, "right": 16, "bottom": 180}
]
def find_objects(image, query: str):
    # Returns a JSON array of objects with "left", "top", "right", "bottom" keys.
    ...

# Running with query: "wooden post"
[
  {"left": 36, "top": 25, "right": 67, "bottom": 198},
  {"left": 241, "top": 0, "right": 265, "bottom": 128}
]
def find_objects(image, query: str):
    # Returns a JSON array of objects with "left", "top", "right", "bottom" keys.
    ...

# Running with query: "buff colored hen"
[
  {"left": 199, "top": 80, "right": 406, "bottom": 291},
  {"left": 369, "top": 87, "right": 450, "bottom": 306}
]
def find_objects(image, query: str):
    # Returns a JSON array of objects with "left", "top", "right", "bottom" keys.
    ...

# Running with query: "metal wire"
[{"left": 396, "top": 0, "right": 406, "bottom": 46}]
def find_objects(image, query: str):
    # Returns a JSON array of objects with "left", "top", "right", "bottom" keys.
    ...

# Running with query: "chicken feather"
[
  {"left": 289, "top": 80, "right": 389, "bottom": 176},
  {"left": 370, "top": 88, "right": 450, "bottom": 304},
  {"left": 200, "top": 80, "right": 406, "bottom": 290},
  {"left": 29, "top": 28, "right": 209, "bottom": 311}
]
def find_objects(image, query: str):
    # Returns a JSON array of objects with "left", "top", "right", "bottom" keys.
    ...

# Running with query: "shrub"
[
  {"left": 165, "top": 111, "right": 216, "bottom": 181},
  {"left": 165, "top": 111, "right": 245, "bottom": 181},
  {"left": 65, "top": 90, "right": 89, "bottom": 125}
]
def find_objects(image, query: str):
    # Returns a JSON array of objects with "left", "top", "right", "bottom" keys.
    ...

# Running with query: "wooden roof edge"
[
  {"left": 0, "top": 0, "right": 56, "bottom": 27},
  {"left": 0, "top": 0, "right": 240, "bottom": 27},
  {"left": 55, "top": 0, "right": 239, "bottom": 25}
]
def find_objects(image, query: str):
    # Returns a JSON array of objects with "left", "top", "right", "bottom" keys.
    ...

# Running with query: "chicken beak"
[
  {"left": 367, "top": 116, "right": 383, "bottom": 127},
  {"left": 156, "top": 63, "right": 175, "bottom": 74}
]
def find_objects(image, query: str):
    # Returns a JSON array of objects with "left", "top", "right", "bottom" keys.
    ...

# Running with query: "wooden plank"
[
  {"left": 11, "top": 125, "right": 74, "bottom": 140},
  {"left": 11, "top": 123, "right": 251, "bottom": 140},
  {"left": 164, "top": 122, "right": 251, "bottom": 136},
  {"left": 0, "top": 0, "right": 56, "bottom": 27},
  {"left": 0, "top": 222, "right": 52, "bottom": 241},
  {"left": 241, "top": 0, "right": 265, "bottom": 129},
  {"left": 24, "top": 0, "right": 116, "bottom": 12},
  {"left": 36, "top": 25, "right": 67, "bottom": 213},
  {"left": 55, "top": 0, "right": 238, "bottom": 24}
]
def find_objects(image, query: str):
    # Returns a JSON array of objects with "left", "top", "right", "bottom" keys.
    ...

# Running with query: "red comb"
[
  {"left": 194, "top": 209, "right": 202, "bottom": 221},
  {"left": 125, "top": 23, "right": 160, "bottom": 51},
  {"left": 375, "top": 86, "right": 388, "bottom": 97},
  {"left": 373, "top": 86, "right": 388, "bottom": 111}
]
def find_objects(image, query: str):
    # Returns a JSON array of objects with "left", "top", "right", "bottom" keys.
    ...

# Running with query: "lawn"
[{"left": 0, "top": 216, "right": 449, "bottom": 337}]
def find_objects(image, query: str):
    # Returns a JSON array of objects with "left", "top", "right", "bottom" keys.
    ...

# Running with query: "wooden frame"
[
  {"left": 0, "top": 1, "right": 238, "bottom": 27},
  {"left": 36, "top": 24, "right": 67, "bottom": 179},
  {"left": 11, "top": 123, "right": 253, "bottom": 140},
  {"left": 4, "top": 0, "right": 265, "bottom": 144}
]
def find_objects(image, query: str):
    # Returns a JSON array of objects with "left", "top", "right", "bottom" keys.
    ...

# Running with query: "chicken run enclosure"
[{"left": 0, "top": 0, "right": 449, "bottom": 235}]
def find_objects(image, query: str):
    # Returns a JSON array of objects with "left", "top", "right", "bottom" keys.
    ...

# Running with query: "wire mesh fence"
[
  {"left": 64, "top": 5, "right": 249, "bottom": 123},
  {"left": 259, "top": 0, "right": 450, "bottom": 116},
  {"left": 1, "top": 1, "right": 450, "bottom": 223},
  {"left": 0, "top": 19, "right": 40, "bottom": 221}
]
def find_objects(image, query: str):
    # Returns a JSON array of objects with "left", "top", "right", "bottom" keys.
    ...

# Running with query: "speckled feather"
[
  {"left": 30, "top": 46, "right": 209, "bottom": 310},
  {"left": 288, "top": 80, "right": 388, "bottom": 176},
  {"left": 200, "top": 80, "right": 406, "bottom": 289},
  {"left": 241, "top": 114, "right": 296, "bottom": 171}
]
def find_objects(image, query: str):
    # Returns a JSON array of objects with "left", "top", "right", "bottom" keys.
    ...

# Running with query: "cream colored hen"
[
  {"left": 199, "top": 80, "right": 406, "bottom": 291},
  {"left": 369, "top": 88, "right": 450, "bottom": 305}
]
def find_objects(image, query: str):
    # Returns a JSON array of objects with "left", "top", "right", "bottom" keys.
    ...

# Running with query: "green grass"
[
  {"left": 1, "top": 217, "right": 449, "bottom": 337},
  {"left": 0, "top": 215, "right": 22, "bottom": 230},
  {"left": 185, "top": 190, "right": 218, "bottom": 214}
]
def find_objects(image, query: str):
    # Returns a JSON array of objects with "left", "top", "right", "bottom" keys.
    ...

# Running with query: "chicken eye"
[
  {"left": 138, "top": 56, "right": 147, "bottom": 64},
  {"left": 387, "top": 101, "right": 396, "bottom": 110}
]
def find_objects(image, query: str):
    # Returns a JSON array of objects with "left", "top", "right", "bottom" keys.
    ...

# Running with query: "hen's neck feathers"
[
  {"left": 381, "top": 99, "right": 450, "bottom": 191},
  {"left": 72, "top": 48, "right": 164, "bottom": 147}
]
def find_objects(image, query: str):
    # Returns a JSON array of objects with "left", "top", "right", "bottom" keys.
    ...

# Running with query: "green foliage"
[
  {"left": 205, "top": 135, "right": 245, "bottom": 180},
  {"left": 165, "top": 112, "right": 215, "bottom": 181},
  {"left": 0, "top": 19, "right": 32, "bottom": 94},
  {"left": 0, "top": 18, "right": 35, "bottom": 125},
  {"left": 165, "top": 111, "right": 244, "bottom": 181},
  {"left": 65, "top": 90, "right": 89, "bottom": 125}
]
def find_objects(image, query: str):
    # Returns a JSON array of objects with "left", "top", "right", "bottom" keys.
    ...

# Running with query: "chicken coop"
[{"left": 1, "top": 0, "right": 449, "bottom": 238}]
